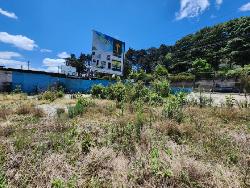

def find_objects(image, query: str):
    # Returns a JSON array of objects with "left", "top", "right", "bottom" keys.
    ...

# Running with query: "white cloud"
[
  {"left": 42, "top": 58, "right": 66, "bottom": 73},
  {"left": 43, "top": 58, "right": 65, "bottom": 67},
  {"left": 216, "top": 0, "right": 223, "bottom": 6},
  {"left": 176, "top": 0, "right": 210, "bottom": 20},
  {"left": 0, "top": 32, "right": 38, "bottom": 51},
  {"left": 57, "top": 51, "right": 70, "bottom": 58},
  {"left": 0, "top": 59, "right": 26, "bottom": 69},
  {"left": 0, "top": 51, "right": 22, "bottom": 59},
  {"left": 239, "top": 2, "right": 250, "bottom": 12},
  {"left": 0, "top": 8, "right": 18, "bottom": 19},
  {"left": 40, "top": 48, "right": 52, "bottom": 53},
  {"left": 43, "top": 66, "right": 59, "bottom": 73}
]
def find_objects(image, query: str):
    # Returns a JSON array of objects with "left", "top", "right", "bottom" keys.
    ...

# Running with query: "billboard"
[{"left": 91, "top": 30, "right": 125, "bottom": 75}]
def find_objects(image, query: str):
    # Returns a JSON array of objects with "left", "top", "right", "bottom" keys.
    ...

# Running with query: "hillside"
[{"left": 125, "top": 17, "right": 250, "bottom": 75}]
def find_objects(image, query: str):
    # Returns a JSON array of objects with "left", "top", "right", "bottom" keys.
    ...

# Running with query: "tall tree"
[{"left": 65, "top": 54, "right": 87, "bottom": 76}]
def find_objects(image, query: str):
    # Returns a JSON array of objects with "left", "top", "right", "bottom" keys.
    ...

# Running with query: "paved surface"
[{"left": 188, "top": 92, "right": 249, "bottom": 106}]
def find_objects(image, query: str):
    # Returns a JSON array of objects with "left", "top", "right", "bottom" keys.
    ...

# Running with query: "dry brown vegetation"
[{"left": 0, "top": 93, "right": 249, "bottom": 187}]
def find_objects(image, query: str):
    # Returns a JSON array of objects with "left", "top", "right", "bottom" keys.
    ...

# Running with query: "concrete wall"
[
  {"left": 0, "top": 70, "right": 113, "bottom": 93},
  {"left": 0, "top": 70, "right": 12, "bottom": 91},
  {"left": 195, "top": 79, "right": 238, "bottom": 90},
  {"left": 171, "top": 79, "right": 239, "bottom": 91}
]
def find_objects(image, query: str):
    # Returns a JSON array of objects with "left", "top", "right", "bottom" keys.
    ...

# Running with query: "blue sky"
[{"left": 0, "top": 0, "right": 249, "bottom": 72}]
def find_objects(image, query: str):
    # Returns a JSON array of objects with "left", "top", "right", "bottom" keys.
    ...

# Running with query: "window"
[
  {"left": 92, "top": 51, "right": 95, "bottom": 55},
  {"left": 93, "top": 59, "right": 96, "bottom": 62},
  {"left": 107, "top": 55, "right": 111, "bottom": 61},
  {"left": 96, "top": 60, "right": 99, "bottom": 66},
  {"left": 108, "top": 62, "right": 111, "bottom": 69}
]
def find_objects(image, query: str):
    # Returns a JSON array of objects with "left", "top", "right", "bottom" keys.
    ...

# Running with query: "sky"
[{"left": 0, "top": 0, "right": 249, "bottom": 72}]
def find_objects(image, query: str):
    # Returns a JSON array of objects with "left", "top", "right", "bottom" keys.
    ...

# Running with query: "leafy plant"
[
  {"left": 0, "top": 168, "right": 7, "bottom": 188},
  {"left": 91, "top": 84, "right": 107, "bottom": 99},
  {"left": 149, "top": 147, "right": 173, "bottom": 178},
  {"left": 68, "top": 97, "right": 92, "bottom": 118},
  {"left": 12, "top": 85, "right": 22, "bottom": 94},
  {"left": 81, "top": 131, "right": 93, "bottom": 154},
  {"left": 162, "top": 95, "right": 184, "bottom": 123},
  {"left": 38, "top": 90, "right": 64, "bottom": 102},
  {"left": 151, "top": 79, "right": 170, "bottom": 98}
]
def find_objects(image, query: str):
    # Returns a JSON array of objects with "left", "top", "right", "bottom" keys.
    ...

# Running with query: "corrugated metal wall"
[{"left": 7, "top": 71, "right": 113, "bottom": 93}]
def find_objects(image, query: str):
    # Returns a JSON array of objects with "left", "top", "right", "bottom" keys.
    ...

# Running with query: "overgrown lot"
[{"left": 0, "top": 85, "right": 249, "bottom": 187}]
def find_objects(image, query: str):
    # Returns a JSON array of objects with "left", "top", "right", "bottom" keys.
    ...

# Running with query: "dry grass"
[{"left": 0, "top": 94, "right": 249, "bottom": 187}]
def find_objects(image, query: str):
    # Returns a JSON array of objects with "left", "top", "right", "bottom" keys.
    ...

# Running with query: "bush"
[
  {"left": 68, "top": 97, "right": 92, "bottom": 118},
  {"left": 38, "top": 90, "right": 64, "bottom": 102},
  {"left": 91, "top": 84, "right": 107, "bottom": 99},
  {"left": 149, "top": 92, "right": 164, "bottom": 106},
  {"left": 107, "top": 82, "right": 126, "bottom": 102},
  {"left": 169, "top": 73, "right": 195, "bottom": 82},
  {"left": 151, "top": 79, "right": 170, "bottom": 98},
  {"left": 130, "top": 70, "right": 154, "bottom": 84},
  {"left": 12, "top": 85, "right": 22, "bottom": 94},
  {"left": 127, "top": 81, "right": 151, "bottom": 102},
  {"left": 0, "top": 168, "right": 7, "bottom": 188},
  {"left": 154, "top": 65, "right": 169, "bottom": 78},
  {"left": 107, "top": 122, "right": 136, "bottom": 155},
  {"left": 162, "top": 95, "right": 184, "bottom": 123}
]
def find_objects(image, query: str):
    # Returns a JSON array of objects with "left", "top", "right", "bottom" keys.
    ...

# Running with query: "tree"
[
  {"left": 154, "top": 65, "right": 168, "bottom": 78},
  {"left": 191, "top": 58, "right": 213, "bottom": 74},
  {"left": 125, "top": 17, "right": 250, "bottom": 75},
  {"left": 65, "top": 54, "right": 88, "bottom": 76}
]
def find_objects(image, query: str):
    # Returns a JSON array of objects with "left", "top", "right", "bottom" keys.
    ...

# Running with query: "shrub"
[
  {"left": 51, "top": 178, "right": 64, "bottom": 188},
  {"left": 162, "top": 95, "right": 184, "bottom": 123},
  {"left": 48, "top": 127, "right": 78, "bottom": 152},
  {"left": 68, "top": 97, "right": 92, "bottom": 118},
  {"left": 225, "top": 95, "right": 235, "bottom": 108},
  {"left": 107, "top": 82, "right": 126, "bottom": 102},
  {"left": 38, "top": 90, "right": 64, "bottom": 102},
  {"left": 81, "top": 131, "right": 94, "bottom": 154},
  {"left": 0, "top": 168, "right": 7, "bottom": 188},
  {"left": 91, "top": 84, "right": 107, "bottom": 99},
  {"left": 149, "top": 92, "right": 164, "bottom": 106},
  {"left": 107, "top": 122, "right": 137, "bottom": 155},
  {"left": 154, "top": 65, "right": 169, "bottom": 78},
  {"left": 151, "top": 79, "right": 170, "bottom": 98},
  {"left": 12, "top": 85, "right": 22, "bottom": 94},
  {"left": 149, "top": 147, "right": 173, "bottom": 178},
  {"left": 130, "top": 70, "right": 154, "bottom": 84},
  {"left": 127, "top": 81, "right": 150, "bottom": 102},
  {"left": 169, "top": 73, "right": 195, "bottom": 82},
  {"left": 14, "top": 130, "right": 33, "bottom": 151},
  {"left": 56, "top": 108, "right": 65, "bottom": 117}
]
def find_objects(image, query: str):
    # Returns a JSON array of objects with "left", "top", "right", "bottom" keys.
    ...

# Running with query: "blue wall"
[
  {"left": 11, "top": 71, "right": 113, "bottom": 93},
  {"left": 170, "top": 87, "right": 193, "bottom": 94}
]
